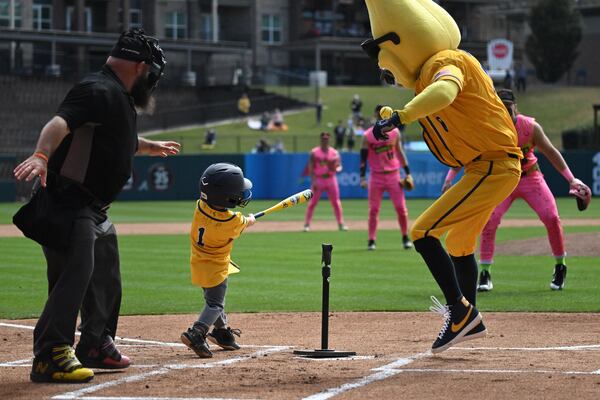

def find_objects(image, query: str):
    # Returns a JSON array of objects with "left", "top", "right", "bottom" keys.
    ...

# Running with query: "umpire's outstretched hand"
[
  {"left": 14, "top": 154, "right": 48, "bottom": 187},
  {"left": 137, "top": 138, "right": 181, "bottom": 157}
]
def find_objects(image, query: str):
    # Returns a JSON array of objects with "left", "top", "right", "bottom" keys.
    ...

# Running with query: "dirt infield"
[
  {"left": 2, "top": 312, "right": 600, "bottom": 400},
  {"left": 3, "top": 219, "right": 599, "bottom": 257}
]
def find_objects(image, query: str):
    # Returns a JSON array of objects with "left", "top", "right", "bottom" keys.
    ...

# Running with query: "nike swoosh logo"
[{"left": 451, "top": 305, "right": 473, "bottom": 333}]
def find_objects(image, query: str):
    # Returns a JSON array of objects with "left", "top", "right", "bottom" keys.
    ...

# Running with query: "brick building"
[{"left": 0, "top": 0, "right": 599, "bottom": 85}]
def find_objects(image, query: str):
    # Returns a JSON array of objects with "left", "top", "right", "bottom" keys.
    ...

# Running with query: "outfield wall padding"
[{"left": 114, "top": 151, "right": 600, "bottom": 201}]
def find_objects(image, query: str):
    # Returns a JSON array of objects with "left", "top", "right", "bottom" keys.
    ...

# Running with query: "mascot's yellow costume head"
[{"left": 362, "top": 0, "right": 461, "bottom": 89}]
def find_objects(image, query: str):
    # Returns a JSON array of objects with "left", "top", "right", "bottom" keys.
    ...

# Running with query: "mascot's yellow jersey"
[
  {"left": 189, "top": 199, "right": 248, "bottom": 288},
  {"left": 415, "top": 49, "right": 522, "bottom": 167}
]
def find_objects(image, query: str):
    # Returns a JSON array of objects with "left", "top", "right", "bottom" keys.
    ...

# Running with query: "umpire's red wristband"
[{"left": 33, "top": 152, "right": 49, "bottom": 163}]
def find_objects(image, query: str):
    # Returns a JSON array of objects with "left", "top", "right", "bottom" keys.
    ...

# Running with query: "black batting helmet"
[{"left": 199, "top": 163, "right": 252, "bottom": 208}]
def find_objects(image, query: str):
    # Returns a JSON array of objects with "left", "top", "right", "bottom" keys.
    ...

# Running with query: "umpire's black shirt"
[{"left": 49, "top": 64, "right": 138, "bottom": 204}]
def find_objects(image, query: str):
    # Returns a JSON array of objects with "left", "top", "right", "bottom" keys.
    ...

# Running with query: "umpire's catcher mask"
[
  {"left": 111, "top": 29, "right": 166, "bottom": 92},
  {"left": 199, "top": 163, "right": 253, "bottom": 209}
]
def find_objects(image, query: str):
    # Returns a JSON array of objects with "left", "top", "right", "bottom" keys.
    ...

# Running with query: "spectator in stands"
[
  {"left": 272, "top": 108, "right": 284, "bottom": 128},
  {"left": 202, "top": 129, "right": 217, "bottom": 149},
  {"left": 253, "top": 138, "right": 271, "bottom": 154},
  {"left": 350, "top": 94, "right": 363, "bottom": 122},
  {"left": 237, "top": 93, "right": 250, "bottom": 119},
  {"left": 315, "top": 98, "right": 323, "bottom": 126},
  {"left": 503, "top": 69, "right": 513, "bottom": 90},
  {"left": 346, "top": 115, "right": 354, "bottom": 147},
  {"left": 334, "top": 120, "right": 346, "bottom": 150},
  {"left": 347, "top": 124, "right": 356, "bottom": 152},
  {"left": 354, "top": 118, "right": 366, "bottom": 138},
  {"left": 12, "top": 29, "right": 180, "bottom": 384},
  {"left": 260, "top": 112, "right": 270, "bottom": 131},
  {"left": 516, "top": 64, "right": 527, "bottom": 93},
  {"left": 271, "top": 138, "right": 285, "bottom": 154}
]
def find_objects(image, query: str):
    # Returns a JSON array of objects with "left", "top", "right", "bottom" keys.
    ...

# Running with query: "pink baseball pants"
[
  {"left": 368, "top": 172, "right": 408, "bottom": 241},
  {"left": 304, "top": 177, "right": 344, "bottom": 226},
  {"left": 479, "top": 171, "right": 565, "bottom": 263}
]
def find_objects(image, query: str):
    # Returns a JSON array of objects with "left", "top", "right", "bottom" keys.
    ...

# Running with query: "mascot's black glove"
[{"left": 373, "top": 112, "right": 401, "bottom": 141}]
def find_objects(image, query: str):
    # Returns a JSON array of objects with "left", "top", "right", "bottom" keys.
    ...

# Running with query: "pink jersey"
[
  {"left": 364, "top": 126, "right": 402, "bottom": 173},
  {"left": 515, "top": 114, "right": 538, "bottom": 174},
  {"left": 310, "top": 146, "right": 340, "bottom": 178}
]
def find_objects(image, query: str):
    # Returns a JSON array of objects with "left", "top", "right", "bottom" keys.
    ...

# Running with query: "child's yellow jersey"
[
  {"left": 415, "top": 49, "right": 522, "bottom": 167},
  {"left": 189, "top": 200, "right": 248, "bottom": 288}
]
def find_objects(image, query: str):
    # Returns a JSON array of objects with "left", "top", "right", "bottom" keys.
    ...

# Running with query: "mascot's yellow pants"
[{"left": 411, "top": 153, "right": 521, "bottom": 257}]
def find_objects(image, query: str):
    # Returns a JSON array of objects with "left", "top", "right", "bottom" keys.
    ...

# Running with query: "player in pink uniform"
[
  {"left": 360, "top": 105, "right": 413, "bottom": 251},
  {"left": 442, "top": 89, "right": 591, "bottom": 291},
  {"left": 304, "top": 132, "right": 347, "bottom": 231}
]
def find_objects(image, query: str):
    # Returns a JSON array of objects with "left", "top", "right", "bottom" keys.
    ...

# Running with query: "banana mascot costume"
[{"left": 363, "top": 0, "right": 522, "bottom": 353}]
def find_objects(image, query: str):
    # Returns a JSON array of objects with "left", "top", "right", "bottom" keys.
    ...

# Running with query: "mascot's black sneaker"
[
  {"left": 31, "top": 345, "right": 94, "bottom": 383},
  {"left": 550, "top": 264, "right": 567, "bottom": 290},
  {"left": 76, "top": 335, "right": 131, "bottom": 369},
  {"left": 460, "top": 321, "right": 488, "bottom": 342},
  {"left": 181, "top": 326, "right": 212, "bottom": 358},
  {"left": 429, "top": 296, "right": 482, "bottom": 354},
  {"left": 207, "top": 327, "right": 242, "bottom": 350}
]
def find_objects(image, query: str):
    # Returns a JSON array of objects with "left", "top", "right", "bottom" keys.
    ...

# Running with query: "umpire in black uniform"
[{"left": 13, "top": 29, "right": 180, "bottom": 383}]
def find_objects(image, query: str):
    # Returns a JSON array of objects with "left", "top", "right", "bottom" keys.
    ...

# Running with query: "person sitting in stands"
[
  {"left": 272, "top": 108, "right": 284, "bottom": 128},
  {"left": 202, "top": 129, "right": 217, "bottom": 149},
  {"left": 253, "top": 138, "right": 271, "bottom": 154},
  {"left": 260, "top": 112, "right": 270, "bottom": 131}
]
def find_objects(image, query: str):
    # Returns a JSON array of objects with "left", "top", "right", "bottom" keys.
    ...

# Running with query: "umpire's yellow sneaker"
[{"left": 30, "top": 345, "right": 94, "bottom": 383}]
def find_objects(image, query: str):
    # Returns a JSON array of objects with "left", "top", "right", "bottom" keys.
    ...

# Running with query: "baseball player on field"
[
  {"left": 442, "top": 89, "right": 592, "bottom": 292},
  {"left": 360, "top": 104, "right": 414, "bottom": 251},
  {"left": 181, "top": 163, "right": 255, "bottom": 358},
  {"left": 304, "top": 132, "right": 348, "bottom": 232},
  {"left": 363, "top": 0, "right": 524, "bottom": 353}
]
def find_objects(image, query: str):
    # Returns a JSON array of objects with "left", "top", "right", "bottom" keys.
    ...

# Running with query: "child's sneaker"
[
  {"left": 181, "top": 326, "right": 212, "bottom": 358},
  {"left": 30, "top": 345, "right": 94, "bottom": 383},
  {"left": 207, "top": 327, "right": 242, "bottom": 350}
]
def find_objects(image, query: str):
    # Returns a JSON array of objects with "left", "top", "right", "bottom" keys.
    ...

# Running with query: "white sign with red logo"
[{"left": 487, "top": 39, "right": 513, "bottom": 71}]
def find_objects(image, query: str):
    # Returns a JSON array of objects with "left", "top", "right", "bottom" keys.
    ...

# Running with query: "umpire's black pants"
[{"left": 33, "top": 206, "right": 122, "bottom": 357}]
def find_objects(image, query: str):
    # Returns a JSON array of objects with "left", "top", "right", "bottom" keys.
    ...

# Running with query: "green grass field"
[
  {"left": 148, "top": 85, "right": 599, "bottom": 154},
  {"left": 1, "top": 198, "right": 598, "bottom": 319},
  {"left": 1, "top": 198, "right": 598, "bottom": 224}
]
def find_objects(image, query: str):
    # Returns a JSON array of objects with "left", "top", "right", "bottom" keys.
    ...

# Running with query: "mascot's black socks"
[
  {"left": 450, "top": 254, "right": 478, "bottom": 306},
  {"left": 414, "top": 236, "right": 462, "bottom": 305}
]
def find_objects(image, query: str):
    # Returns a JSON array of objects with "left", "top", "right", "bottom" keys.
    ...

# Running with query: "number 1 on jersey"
[{"left": 197, "top": 227, "right": 206, "bottom": 246}]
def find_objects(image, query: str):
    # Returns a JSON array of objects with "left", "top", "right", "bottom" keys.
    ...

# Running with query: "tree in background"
[{"left": 525, "top": 0, "right": 582, "bottom": 83}]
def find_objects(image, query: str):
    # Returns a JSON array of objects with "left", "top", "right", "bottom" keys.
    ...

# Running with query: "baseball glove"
[
  {"left": 400, "top": 175, "right": 415, "bottom": 191},
  {"left": 569, "top": 178, "right": 591, "bottom": 211}
]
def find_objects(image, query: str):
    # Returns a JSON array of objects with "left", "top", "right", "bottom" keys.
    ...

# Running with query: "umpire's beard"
[{"left": 131, "top": 74, "right": 155, "bottom": 115}]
